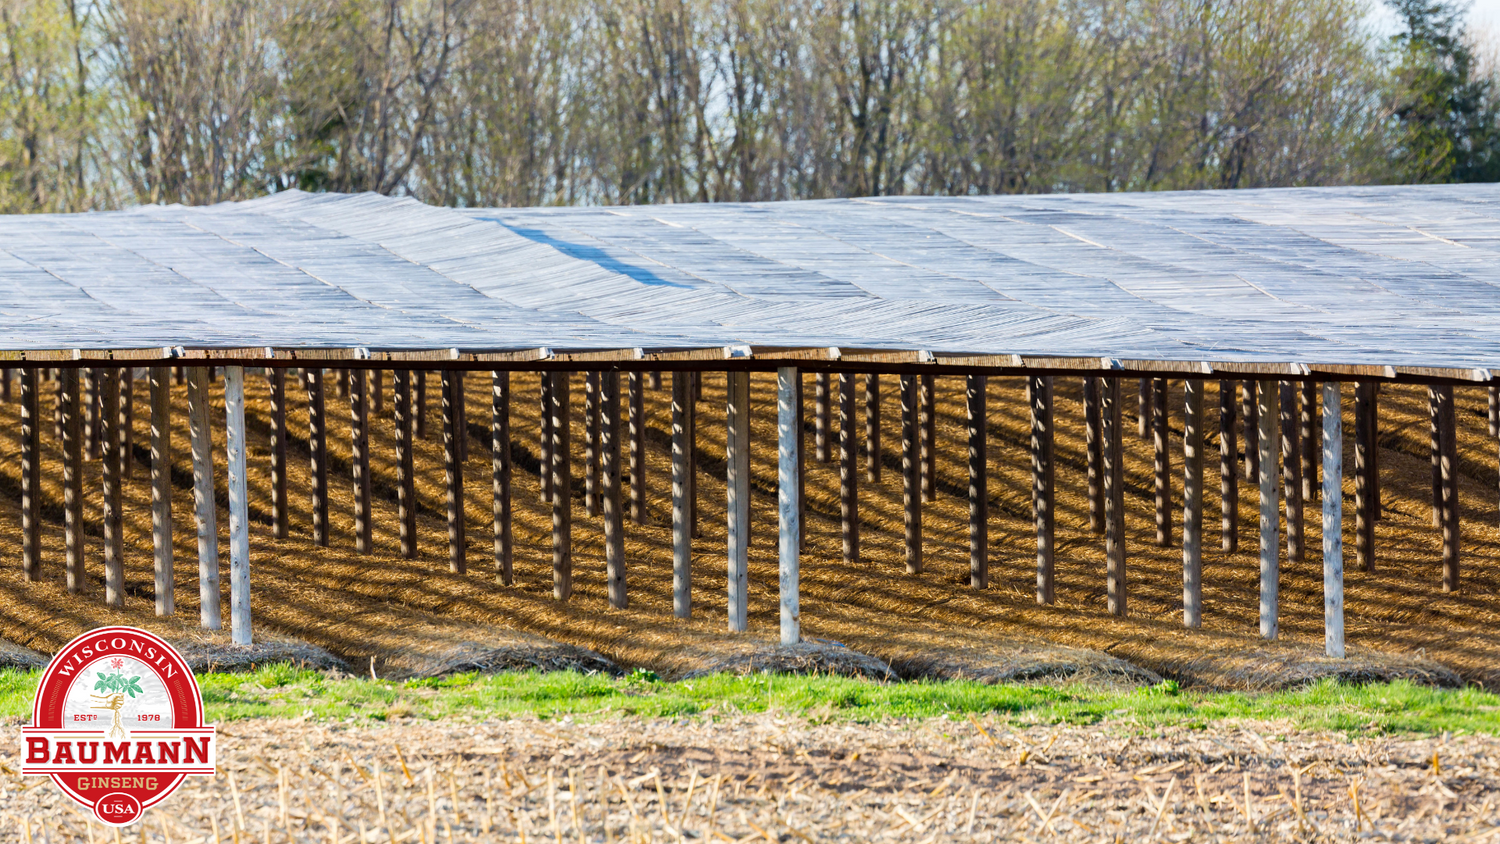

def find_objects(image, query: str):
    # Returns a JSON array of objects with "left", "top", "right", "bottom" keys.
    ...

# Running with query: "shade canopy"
[{"left": 2, "top": 184, "right": 1498, "bottom": 379}]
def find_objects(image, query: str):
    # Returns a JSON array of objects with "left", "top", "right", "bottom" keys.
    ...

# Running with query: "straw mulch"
[
  {"left": 0, "top": 370, "right": 1494, "bottom": 687},
  {"left": 3, "top": 714, "right": 1497, "bottom": 841}
]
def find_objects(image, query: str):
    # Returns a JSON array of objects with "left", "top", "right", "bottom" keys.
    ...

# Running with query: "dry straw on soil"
[
  {"left": 0, "top": 371, "right": 1495, "bottom": 687},
  {"left": 3, "top": 715, "right": 1498, "bottom": 841}
]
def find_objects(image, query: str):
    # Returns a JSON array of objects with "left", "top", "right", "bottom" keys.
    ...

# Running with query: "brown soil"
[
  {"left": 0, "top": 371, "right": 1494, "bottom": 687},
  {"left": 3, "top": 715, "right": 1496, "bottom": 841}
]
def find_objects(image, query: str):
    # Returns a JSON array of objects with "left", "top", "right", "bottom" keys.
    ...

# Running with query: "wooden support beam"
[
  {"left": 672, "top": 373, "right": 692, "bottom": 618},
  {"left": 394, "top": 370, "right": 417, "bottom": 559},
  {"left": 443, "top": 370, "right": 466, "bottom": 574},
  {"left": 1242, "top": 379, "right": 1259, "bottom": 482},
  {"left": 585, "top": 371, "right": 600, "bottom": 517},
  {"left": 85, "top": 367, "right": 100, "bottom": 460},
  {"left": 187, "top": 367, "right": 220, "bottom": 629},
  {"left": 224, "top": 366, "right": 252, "bottom": 646},
  {"left": 120, "top": 368, "right": 133, "bottom": 475},
  {"left": 1258, "top": 380, "right": 1280, "bottom": 640},
  {"left": 1029, "top": 375, "right": 1055, "bottom": 603},
  {"left": 795, "top": 373, "right": 804, "bottom": 549},
  {"left": 967, "top": 374, "right": 988, "bottom": 590},
  {"left": 455, "top": 368, "right": 467, "bottom": 463},
  {"left": 551, "top": 372, "right": 573, "bottom": 600},
  {"left": 1183, "top": 379, "right": 1204, "bottom": 628},
  {"left": 1438, "top": 385, "right": 1459, "bottom": 591},
  {"left": 1322, "top": 382, "right": 1345, "bottom": 657},
  {"left": 648, "top": 370, "right": 662, "bottom": 390},
  {"left": 1355, "top": 382, "right": 1374, "bottom": 571},
  {"left": 865, "top": 374, "right": 881, "bottom": 483},
  {"left": 839, "top": 373, "right": 859, "bottom": 566},
  {"left": 336, "top": 367, "right": 349, "bottom": 399},
  {"left": 351, "top": 370, "right": 372, "bottom": 554},
  {"left": 1153, "top": 377, "right": 1171, "bottom": 547},
  {"left": 492, "top": 371, "right": 512, "bottom": 585},
  {"left": 1219, "top": 380, "right": 1238, "bottom": 553},
  {"left": 920, "top": 373, "right": 936, "bottom": 502},
  {"left": 53, "top": 373, "right": 63, "bottom": 442},
  {"left": 726, "top": 370, "right": 751, "bottom": 632},
  {"left": 628, "top": 372, "right": 645, "bottom": 525},
  {"left": 1490, "top": 384, "right": 1499, "bottom": 438},
  {"left": 62, "top": 369, "right": 84, "bottom": 593},
  {"left": 688, "top": 373, "right": 700, "bottom": 538},
  {"left": 149, "top": 367, "right": 173, "bottom": 615},
  {"left": 778, "top": 367, "right": 801, "bottom": 645},
  {"left": 815, "top": 371, "right": 830, "bottom": 462},
  {"left": 1300, "top": 380, "right": 1318, "bottom": 503},
  {"left": 901, "top": 373, "right": 922, "bottom": 574},
  {"left": 1370, "top": 386, "right": 1382, "bottom": 520},
  {"left": 415, "top": 369, "right": 428, "bottom": 441},
  {"left": 1281, "top": 381, "right": 1303, "bottom": 564},
  {"left": 1429, "top": 387, "right": 1443, "bottom": 528},
  {"left": 268, "top": 368, "right": 288, "bottom": 540},
  {"left": 1085, "top": 377, "right": 1103, "bottom": 535},
  {"left": 602, "top": 371, "right": 626, "bottom": 609},
  {"left": 1138, "top": 377, "right": 1151, "bottom": 438},
  {"left": 1103, "top": 377, "right": 1126, "bottom": 616},
  {"left": 539, "top": 371, "right": 554, "bottom": 503},
  {"left": 102, "top": 367, "right": 123, "bottom": 607},
  {"left": 21, "top": 368, "right": 40, "bottom": 582},
  {"left": 371, "top": 369, "right": 383, "bottom": 415},
  {"left": 1, "top": 368, "right": 9, "bottom": 402},
  {"left": 307, "top": 368, "right": 329, "bottom": 546}
]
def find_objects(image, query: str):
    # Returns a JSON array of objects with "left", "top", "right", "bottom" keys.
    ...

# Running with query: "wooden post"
[
  {"left": 268, "top": 368, "right": 288, "bottom": 540},
  {"left": 1183, "top": 379, "right": 1204, "bottom": 628},
  {"left": 1243, "top": 379, "right": 1259, "bottom": 482},
  {"left": 1085, "top": 376, "right": 1103, "bottom": 535},
  {"left": 1, "top": 368, "right": 9, "bottom": 402},
  {"left": 1370, "top": 386, "right": 1382, "bottom": 520},
  {"left": 394, "top": 370, "right": 417, "bottom": 559},
  {"left": 865, "top": 373, "right": 881, "bottom": 483},
  {"left": 492, "top": 371, "right": 512, "bottom": 585},
  {"left": 967, "top": 374, "right": 987, "bottom": 590},
  {"left": 1438, "top": 384, "right": 1459, "bottom": 591},
  {"left": 188, "top": 367, "right": 220, "bottom": 630},
  {"left": 726, "top": 370, "right": 751, "bottom": 632},
  {"left": 1103, "top": 376, "right": 1126, "bottom": 616},
  {"left": 1300, "top": 380, "right": 1318, "bottom": 502},
  {"left": 336, "top": 367, "right": 349, "bottom": 400},
  {"left": 120, "top": 368, "right": 133, "bottom": 475},
  {"left": 920, "top": 373, "right": 936, "bottom": 502},
  {"left": 62, "top": 369, "right": 84, "bottom": 593},
  {"left": 370, "top": 369, "right": 383, "bottom": 415},
  {"left": 85, "top": 367, "right": 100, "bottom": 460},
  {"left": 1153, "top": 377, "right": 1171, "bottom": 547},
  {"left": 814, "top": 371, "right": 830, "bottom": 462},
  {"left": 539, "top": 371, "right": 553, "bottom": 503},
  {"left": 839, "top": 373, "right": 859, "bottom": 566},
  {"left": 350, "top": 370, "right": 372, "bottom": 554},
  {"left": 224, "top": 366, "right": 252, "bottom": 646},
  {"left": 102, "top": 367, "right": 123, "bottom": 607},
  {"left": 1220, "top": 380, "right": 1238, "bottom": 552},
  {"left": 796, "top": 372, "right": 804, "bottom": 549},
  {"left": 649, "top": 370, "right": 662, "bottom": 390},
  {"left": 672, "top": 373, "right": 692, "bottom": 618},
  {"left": 1281, "top": 381, "right": 1303, "bottom": 564},
  {"left": 53, "top": 373, "right": 63, "bottom": 442},
  {"left": 1259, "top": 380, "right": 1280, "bottom": 640},
  {"left": 688, "top": 373, "right": 700, "bottom": 538},
  {"left": 901, "top": 373, "right": 921, "bottom": 574},
  {"left": 628, "top": 372, "right": 645, "bottom": 525},
  {"left": 1355, "top": 382, "right": 1374, "bottom": 571},
  {"left": 1138, "top": 377, "right": 1151, "bottom": 438},
  {"left": 551, "top": 372, "right": 572, "bottom": 600},
  {"left": 443, "top": 371, "right": 466, "bottom": 574},
  {"left": 415, "top": 370, "right": 428, "bottom": 440},
  {"left": 1429, "top": 387, "right": 1443, "bottom": 528},
  {"left": 602, "top": 371, "right": 626, "bottom": 609},
  {"left": 585, "top": 371, "right": 600, "bottom": 517},
  {"left": 1029, "top": 375, "right": 1054, "bottom": 604},
  {"left": 21, "top": 368, "right": 40, "bottom": 582},
  {"left": 306, "top": 368, "right": 328, "bottom": 546},
  {"left": 149, "top": 368, "right": 173, "bottom": 615},
  {"left": 778, "top": 367, "right": 801, "bottom": 645},
  {"left": 1490, "top": 384, "right": 1498, "bottom": 438},
  {"left": 1322, "top": 382, "right": 1345, "bottom": 657},
  {"left": 455, "top": 368, "right": 467, "bottom": 463}
]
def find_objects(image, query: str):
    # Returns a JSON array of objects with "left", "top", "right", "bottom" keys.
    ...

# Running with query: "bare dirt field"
[
  {"left": 3, "top": 714, "right": 1498, "bottom": 842},
  {"left": 0, "top": 371, "right": 1496, "bottom": 687}
]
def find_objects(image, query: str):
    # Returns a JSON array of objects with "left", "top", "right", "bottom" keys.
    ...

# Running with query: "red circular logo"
[{"left": 23, "top": 627, "right": 217, "bottom": 826}]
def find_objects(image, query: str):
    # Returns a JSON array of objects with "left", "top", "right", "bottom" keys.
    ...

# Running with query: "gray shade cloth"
[{"left": 2, "top": 185, "right": 1498, "bottom": 371}]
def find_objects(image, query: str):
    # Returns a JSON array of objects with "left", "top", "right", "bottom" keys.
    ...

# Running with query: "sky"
[{"left": 1369, "top": 0, "right": 1500, "bottom": 38}]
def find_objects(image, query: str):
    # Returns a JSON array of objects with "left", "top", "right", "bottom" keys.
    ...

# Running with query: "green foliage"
[
  {"left": 1, "top": 666, "right": 1497, "bottom": 735},
  {"left": 92, "top": 671, "right": 144, "bottom": 698}
]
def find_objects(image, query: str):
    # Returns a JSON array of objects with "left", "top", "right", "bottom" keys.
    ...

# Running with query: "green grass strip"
[{"left": 2, "top": 665, "right": 1497, "bottom": 735}]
